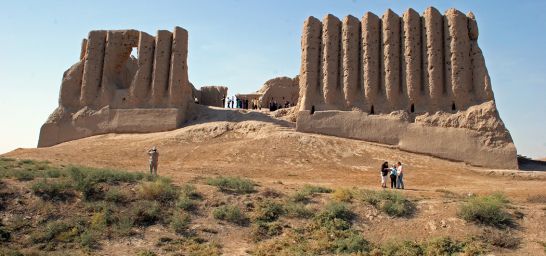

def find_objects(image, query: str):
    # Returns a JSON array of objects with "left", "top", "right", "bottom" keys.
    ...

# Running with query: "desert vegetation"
[{"left": 0, "top": 157, "right": 536, "bottom": 255}]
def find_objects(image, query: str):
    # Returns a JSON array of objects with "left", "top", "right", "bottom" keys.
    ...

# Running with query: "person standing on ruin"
[
  {"left": 380, "top": 162, "right": 389, "bottom": 188},
  {"left": 389, "top": 164, "right": 397, "bottom": 189},
  {"left": 396, "top": 162, "right": 404, "bottom": 189},
  {"left": 148, "top": 146, "right": 159, "bottom": 176}
]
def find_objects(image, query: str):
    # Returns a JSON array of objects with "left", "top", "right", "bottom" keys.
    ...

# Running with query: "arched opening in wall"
[
  {"left": 130, "top": 47, "right": 138, "bottom": 59},
  {"left": 451, "top": 102, "right": 456, "bottom": 111},
  {"left": 370, "top": 105, "right": 375, "bottom": 115},
  {"left": 310, "top": 105, "right": 315, "bottom": 115},
  {"left": 410, "top": 103, "right": 415, "bottom": 113}
]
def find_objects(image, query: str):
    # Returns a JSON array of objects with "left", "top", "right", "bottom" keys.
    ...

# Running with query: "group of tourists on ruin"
[
  {"left": 223, "top": 96, "right": 292, "bottom": 112},
  {"left": 380, "top": 161, "right": 404, "bottom": 189}
]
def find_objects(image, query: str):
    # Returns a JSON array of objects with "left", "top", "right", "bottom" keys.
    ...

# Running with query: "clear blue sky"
[{"left": 0, "top": 0, "right": 544, "bottom": 159}]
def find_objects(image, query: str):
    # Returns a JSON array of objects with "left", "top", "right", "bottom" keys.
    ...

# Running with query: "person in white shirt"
[{"left": 396, "top": 162, "right": 404, "bottom": 189}]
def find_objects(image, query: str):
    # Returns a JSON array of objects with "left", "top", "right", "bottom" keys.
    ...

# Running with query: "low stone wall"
[
  {"left": 38, "top": 108, "right": 183, "bottom": 147},
  {"left": 296, "top": 102, "right": 518, "bottom": 169}
]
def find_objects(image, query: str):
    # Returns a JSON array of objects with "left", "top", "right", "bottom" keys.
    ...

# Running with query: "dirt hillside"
[{"left": 3, "top": 111, "right": 546, "bottom": 255}]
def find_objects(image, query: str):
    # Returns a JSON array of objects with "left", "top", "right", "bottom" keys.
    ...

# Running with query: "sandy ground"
[{"left": 3, "top": 109, "right": 546, "bottom": 255}]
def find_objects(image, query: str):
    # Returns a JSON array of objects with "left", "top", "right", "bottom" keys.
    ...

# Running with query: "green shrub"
[
  {"left": 206, "top": 176, "right": 255, "bottom": 194},
  {"left": 424, "top": 237, "right": 463, "bottom": 255},
  {"left": 290, "top": 184, "right": 332, "bottom": 203},
  {"left": 176, "top": 197, "right": 198, "bottom": 211},
  {"left": 254, "top": 200, "right": 285, "bottom": 222},
  {"left": 284, "top": 202, "right": 314, "bottom": 218},
  {"left": 381, "top": 240, "right": 423, "bottom": 256},
  {"left": 31, "top": 179, "right": 74, "bottom": 201},
  {"left": 213, "top": 205, "right": 248, "bottom": 225},
  {"left": 139, "top": 179, "right": 179, "bottom": 203},
  {"left": 176, "top": 184, "right": 201, "bottom": 211},
  {"left": 478, "top": 228, "right": 520, "bottom": 249},
  {"left": 105, "top": 188, "right": 127, "bottom": 203},
  {"left": 79, "top": 230, "right": 99, "bottom": 249},
  {"left": 69, "top": 167, "right": 101, "bottom": 200},
  {"left": 170, "top": 212, "right": 191, "bottom": 235},
  {"left": 30, "top": 220, "right": 74, "bottom": 244},
  {"left": 313, "top": 202, "right": 354, "bottom": 231},
  {"left": 458, "top": 193, "right": 513, "bottom": 228},
  {"left": 14, "top": 171, "right": 35, "bottom": 181},
  {"left": 251, "top": 221, "right": 283, "bottom": 242},
  {"left": 332, "top": 188, "right": 354, "bottom": 202},
  {"left": 301, "top": 184, "right": 332, "bottom": 194},
  {"left": 333, "top": 232, "right": 371, "bottom": 254},
  {"left": 68, "top": 166, "right": 144, "bottom": 184},
  {"left": 45, "top": 169, "right": 63, "bottom": 178},
  {"left": 132, "top": 200, "right": 161, "bottom": 226},
  {"left": 113, "top": 215, "right": 134, "bottom": 237},
  {"left": 180, "top": 184, "right": 202, "bottom": 200},
  {"left": 361, "top": 190, "right": 415, "bottom": 217}
]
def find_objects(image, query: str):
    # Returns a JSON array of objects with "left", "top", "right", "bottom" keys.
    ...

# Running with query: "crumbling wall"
[
  {"left": 296, "top": 8, "right": 517, "bottom": 169},
  {"left": 258, "top": 76, "right": 299, "bottom": 107},
  {"left": 39, "top": 27, "right": 193, "bottom": 147},
  {"left": 199, "top": 86, "right": 228, "bottom": 107}
]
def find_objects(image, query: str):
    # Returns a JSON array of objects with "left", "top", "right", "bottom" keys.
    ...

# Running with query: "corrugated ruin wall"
[
  {"left": 296, "top": 8, "right": 518, "bottom": 169},
  {"left": 298, "top": 7, "right": 493, "bottom": 114},
  {"left": 39, "top": 27, "right": 194, "bottom": 147}
]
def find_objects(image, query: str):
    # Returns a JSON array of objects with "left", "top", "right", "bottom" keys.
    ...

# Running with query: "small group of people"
[
  {"left": 268, "top": 97, "right": 291, "bottom": 112},
  {"left": 380, "top": 161, "right": 404, "bottom": 189}
]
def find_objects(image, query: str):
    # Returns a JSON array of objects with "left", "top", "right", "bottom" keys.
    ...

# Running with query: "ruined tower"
[
  {"left": 296, "top": 8, "right": 517, "bottom": 169},
  {"left": 39, "top": 27, "right": 194, "bottom": 147}
]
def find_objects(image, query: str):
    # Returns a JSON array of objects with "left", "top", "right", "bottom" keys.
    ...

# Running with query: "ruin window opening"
[
  {"left": 310, "top": 105, "right": 315, "bottom": 115},
  {"left": 130, "top": 47, "right": 138, "bottom": 59},
  {"left": 410, "top": 103, "right": 415, "bottom": 113},
  {"left": 370, "top": 105, "right": 375, "bottom": 115},
  {"left": 451, "top": 102, "right": 456, "bottom": 111}
]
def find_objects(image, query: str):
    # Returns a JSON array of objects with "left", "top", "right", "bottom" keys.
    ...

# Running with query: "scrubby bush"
[
  {"left": 79, "top": 230, "right": 99, "bottom": 249},
  {"left": 176, "top": 184, "right": 201, "bottom": 211},
  {"left": 31, "top": 179, "right": 74, "bottom": 201},
  {"left": 206, "top": 176, "right": 255, "bottom": 194},
  {"left": 254, "top": 200, "right": 285, "bottom": 222},
  {"left": 423, "top": 237, "right": 463, "bottom": 255},
  {"left": 332, "top": 231, "right": 371, "bottom": 254},
  {"left": 170, "top": 212, "right": 191, "bottom": 235},
  {"left": 313, "top": 202, "right": 354, "bottom": 231},
  {"left": 105, "top": 188, "right": 127, "bottom": 203},
  {"left": 138, "top": 179, "right": 179, "bottom": 203},
  {"left": 131, "top": 200, "right": 162, "bottom": 226},
  {"left": 478, "top": 228, "right": 520, "bottom": 249},
  {"left": 458, "top": 193, "right": 513, "bottom": 228},
  {"left": 361, "top": 190, "right": 415, "bottom": 217},
  {"left": 14, "top": 171, "right": 35, "bottom": 181},
  {"left": 213, "top": 205, "right": 248, "bottom": 226},
  {"left": 284, "top": 202, "right": 314, "bottom": 218},
  {"left": 301, "top": 184, "right": 332, "bottom": 194},
  {"left": 290, "top": 184, "right": 332, "bottom": 203},
  {"left": 332, "top": 188, "right": 354, "bottom": 202},
  {"left": 251, "top": 221, "right": 283, "bottom": 242},
  {"left": 381, "top": 240, "right": 423, "bottom": 256},
  {"left": 68, "top": 166, "right": 144, "bottom": 184}
]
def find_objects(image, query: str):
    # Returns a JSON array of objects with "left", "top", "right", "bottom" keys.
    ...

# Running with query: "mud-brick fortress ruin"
[
  {"left": 39, "top": 7, "right": 518, "bottom": 169},
  {"left": 39, "top": 27, "right": 226, "bottom": 147}
]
